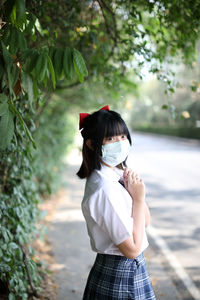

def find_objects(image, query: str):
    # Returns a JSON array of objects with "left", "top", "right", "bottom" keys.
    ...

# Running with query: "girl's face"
[{"left": 103, "top": 134, "right": 128, "bottom": 145}]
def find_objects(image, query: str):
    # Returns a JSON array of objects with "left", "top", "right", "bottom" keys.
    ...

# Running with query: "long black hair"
[{"left": 77, "top": 109, "right": 132, "bottom": 179}]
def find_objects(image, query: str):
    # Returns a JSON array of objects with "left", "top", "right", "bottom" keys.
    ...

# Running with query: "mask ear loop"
[
  {"left": 121, "top": 156, "right": 129, "bottom": 170},
  {"left": 117, "top": 162, "right": 125, "bottom": 171}
]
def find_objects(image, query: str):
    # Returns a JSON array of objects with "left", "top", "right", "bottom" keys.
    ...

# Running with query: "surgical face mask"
[{"left": 101, "top": 139, "right": 131, "bottom": 167}]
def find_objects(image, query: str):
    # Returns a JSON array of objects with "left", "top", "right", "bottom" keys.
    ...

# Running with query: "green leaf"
[
  {"left": 2, "top": 25, "right": 11, "bottom": 45},
  {"left": 1, "top": 227, "right": 13, "bottom": 243},
  {"left": 74, "top": 62, "right": 84, "bottom": 83},
  {"left": 1, "top": 42, "right": 13, "bottom": 69},
  {"left": 10, "top": 3, "right": 17, "bottom": 25},
  {"left": 25, "top": 51, "right": 39, "bottom": 73},
  {"left": 0, "top": 64, "right": 4, "bottom": 80},
  {"left": 53, "top": 48, "right": 64, "bottom": 79},
  {"left": 43, "top": 73, "right": 47, "bottom": 87},
  {"left": 0, "top": 93, "right": 8, "bottom": 103},
  {"left": 9, "top": 27, "right": 19, "bottom": 54},
  {"left": 33, "top": 78, "right": 38, "bottom": 99},
  {"left": 2, "top": 229, "right": 9, "bottom": 242},
  {"left": 21, "top": 49, "right": 33, "bottom": 62},
  {"left": 11, "top": 63, "right": 20, "bottom": 87},
  {"left": 48, "top": 46, "right": 56, "bottom": 61},
  {"left": 0, "top": 109, "right": 14, "bottom": 150},
  {"left": 4, "top": 256, "right": 11, "bottom": 262},
  {"left": 39, "top": 54, "right": 48, "bottom": 82},
  {"left": 162, "top": 104, "right": 168, "bottom": 110},
  {"left": 21, "top": 72, "right": 34, "bottom": 103},
  {"left": 35, "top": 18, "right": 43, "bottom": 35},
  {"left": 21, "top": 118, "right": 37, "bottom": 149},
  {"left": 0, "top": 102, "right": 8, "bottom": 116},
  {"left": 191, "top": 85, "right": 197, "bottom": 92},
  {"left": 25, "top": 12, "right": 36, "bottom": 34},
  {"left": 9, "top": 278, "right": 15, "bottom": 290},
  {"left": 63, "top": 47, "right": 74, "bottom": 79},
  {"left": 18, "top": 30, "right": 27, "bottom": 50},
  {"left": 9, "top": 242, "right": 18, "bottom": 250},
  {"left": 169, "top": 87, "right": 175, "bottom": 93},
  {"left": 46, "top": 54, "right": 55, "bottom": 89},
  {"left": 35, "top": 53, "right": 47, "bottom": 82},
  {"left": 8, "top": 292, "right": 15, "bottom": 300},
  {"left": 73, "top": 48, "right": 88, "bottom": 77},
  {"left": 14, "top": 206, "right": 24, "bottom": 218},
  {"left": 7, "top": 68, "right": 15, "bottom": 96},
  {"left": 16, "top": 0, "right": 25, "bottom": 18},
  {"left": 8, "top": 100, "right": 37, "bottom": 149}
]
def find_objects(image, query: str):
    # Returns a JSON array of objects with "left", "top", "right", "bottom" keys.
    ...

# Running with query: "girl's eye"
[
  {"left": 121, "top": 135, "right": 127, "bottom": 139},
  {"left": 107, "top": 137, "right": 114, "bottom": 141}
]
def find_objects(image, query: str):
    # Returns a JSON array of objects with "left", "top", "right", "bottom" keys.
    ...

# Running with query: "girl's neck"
[{"left": 100, "top": 160, "right": 114, "bottom": 170}]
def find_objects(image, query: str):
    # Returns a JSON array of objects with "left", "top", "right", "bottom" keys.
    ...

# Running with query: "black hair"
[{"left": 77, "top": 109, "right": 132, "bottom": 179}]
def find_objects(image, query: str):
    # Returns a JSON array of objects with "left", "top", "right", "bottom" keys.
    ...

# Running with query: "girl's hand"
[{"left": 123, "top": 168, "right": 145, "bottom": 202}]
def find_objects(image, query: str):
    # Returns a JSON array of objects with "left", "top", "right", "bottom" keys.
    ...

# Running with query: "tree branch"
[
  {"left": 33, "top": 79, "right": 88, "bottom": 125},
  {"left": 55, "top": 79, "right": 88, "bottom": 90},
  {"left": 99, "top": 0, "right": 115, "bottom": 16},
  {"left": 21, "top": 245, "right": 39, "bottom": 298},
  {"left": 96, "top": 0, "right": 118, "bottom": 59},
  {"left": 34, "top": 91, "right": 52, "bottom": 126},
  {"left": 98, "top": 0, "right": 118, "bottom": 42},
  {"left": 97, "top": 0, "right": 113, "bottom": 37}
]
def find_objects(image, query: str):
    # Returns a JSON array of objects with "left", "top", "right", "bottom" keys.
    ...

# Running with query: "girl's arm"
[{"left": 117, "top": 169, "right": 146, "bottom": 259}]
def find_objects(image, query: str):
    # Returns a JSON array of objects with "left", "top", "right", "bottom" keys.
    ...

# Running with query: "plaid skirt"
[{"left": 83, "top": 252, "right": 156, "bottom": 300}]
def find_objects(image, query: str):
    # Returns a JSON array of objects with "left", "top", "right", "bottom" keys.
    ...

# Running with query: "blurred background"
[{"left": 0, "top": 0, "right": 200, "bottom": 299}]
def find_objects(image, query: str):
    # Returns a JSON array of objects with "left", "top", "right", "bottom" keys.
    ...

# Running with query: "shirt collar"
[{"left": 96, "top": 163, "right": 122, "bottom": 182}]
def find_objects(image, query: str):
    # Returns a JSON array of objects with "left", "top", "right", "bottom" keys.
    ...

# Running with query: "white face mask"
[{"left": 101, "top": 139, "right": 131, "bottom": 167}]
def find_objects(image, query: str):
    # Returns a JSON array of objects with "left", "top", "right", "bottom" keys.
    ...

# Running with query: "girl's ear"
[{"left": 86, "top": 139, "right": 93, "bottom": 150}]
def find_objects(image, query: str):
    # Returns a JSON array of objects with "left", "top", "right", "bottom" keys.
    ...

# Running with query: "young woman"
[{"left": 77, "top": 105, "right": 156, "bottom": 300}]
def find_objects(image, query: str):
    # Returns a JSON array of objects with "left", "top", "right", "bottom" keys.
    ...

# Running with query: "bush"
[
  {"left": 0, "top": 93, "right": 76, "bottom": 299},
  {"left": 133, "top": 125, "right": 200, "bottom": 139}
]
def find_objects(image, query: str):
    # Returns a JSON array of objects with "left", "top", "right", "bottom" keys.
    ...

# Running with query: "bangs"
[{"left": 104, "top": 118, "right": 129, "bottom": 138}]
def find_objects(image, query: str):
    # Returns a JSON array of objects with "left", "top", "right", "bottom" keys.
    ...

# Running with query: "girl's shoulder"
[
  {"left": 86, "top": 169, "right": 110, "bottom": 193},
  {"left": 85, "top": 168, "right": 125, "bottom": 202}
]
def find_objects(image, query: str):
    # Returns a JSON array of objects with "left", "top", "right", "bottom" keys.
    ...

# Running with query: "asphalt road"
[
  {"left": 48, "top": 131, "right": 200, "bottom": 300},
  {"left": 128, "top": 132, "right": 200, "bottom": 298}
]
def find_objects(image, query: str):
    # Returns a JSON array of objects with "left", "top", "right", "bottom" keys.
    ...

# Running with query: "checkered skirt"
[{"left": 83, "top": 252, "right": 156, "bottom": 300}]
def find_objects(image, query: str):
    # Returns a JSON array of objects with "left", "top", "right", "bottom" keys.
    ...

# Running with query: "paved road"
[
  {"left": 48, "top": 132, "right": 200, "bottom": 300},
  {"left": 128, "top": 132, "right": 200, "bottom": 298}
]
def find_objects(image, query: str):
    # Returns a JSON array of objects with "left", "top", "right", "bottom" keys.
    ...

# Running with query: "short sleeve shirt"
[{"left": 81, "top": 164, "right": 149, "bottom": 256}]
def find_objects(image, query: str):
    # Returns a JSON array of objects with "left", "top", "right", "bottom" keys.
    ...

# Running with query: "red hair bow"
[{"left": 79, "top": 105, "right": 110, "bottom": 130}]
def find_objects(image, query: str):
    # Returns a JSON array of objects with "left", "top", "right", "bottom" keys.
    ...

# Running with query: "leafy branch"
[{"left": 21, "top": 246, "right": 39, "bottom": 298}]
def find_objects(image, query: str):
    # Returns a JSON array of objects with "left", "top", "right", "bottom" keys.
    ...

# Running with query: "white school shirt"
[{"left": 81, "top": 164, "right": 149, "bottom": 256}]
